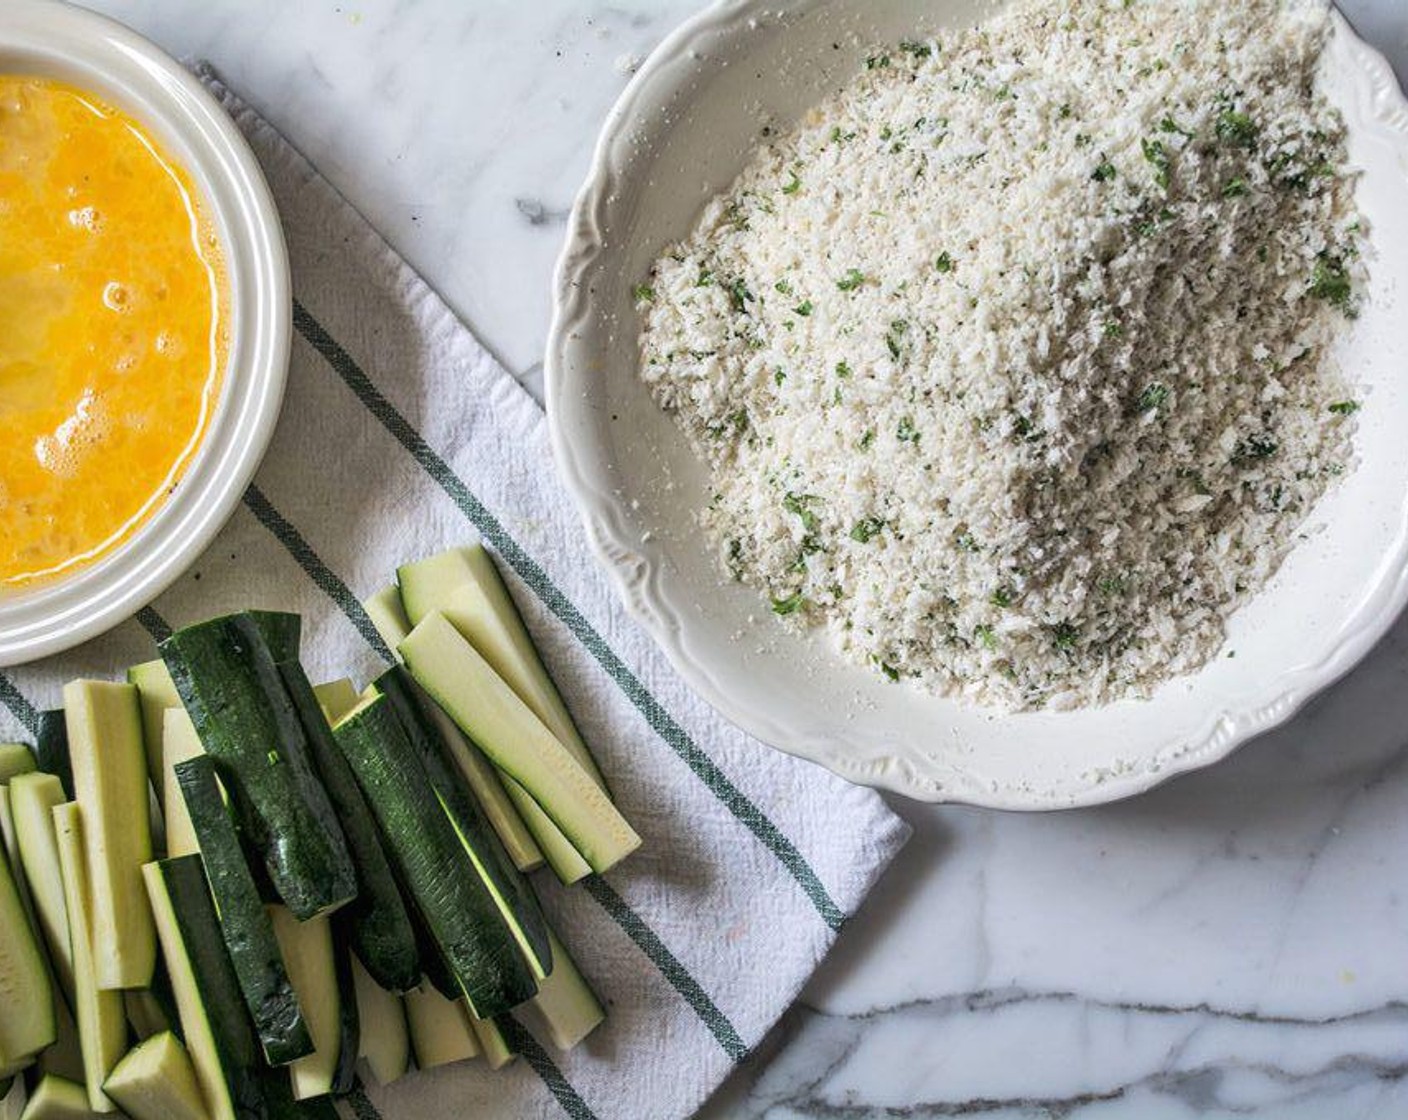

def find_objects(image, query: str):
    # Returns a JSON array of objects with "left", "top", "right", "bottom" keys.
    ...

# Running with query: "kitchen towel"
[{"left": 0, "top": 65, "right": 909, "bottom": 1120}]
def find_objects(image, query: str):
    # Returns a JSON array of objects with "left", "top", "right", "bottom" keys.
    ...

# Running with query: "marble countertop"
[{"left": 77, "top": 2, "right": 1408, "bottom": 1116}]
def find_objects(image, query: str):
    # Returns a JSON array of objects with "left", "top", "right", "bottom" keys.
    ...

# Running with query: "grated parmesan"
[{"left": 637, "top": 0, "right": 1366, "bottom": 710}]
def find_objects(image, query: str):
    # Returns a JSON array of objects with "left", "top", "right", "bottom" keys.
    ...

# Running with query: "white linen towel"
[{"left": 0, "top": 66, "right": 909, "bottom": 1120}]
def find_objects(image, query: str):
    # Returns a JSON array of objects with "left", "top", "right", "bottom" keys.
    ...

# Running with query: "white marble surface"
[{"left": 72, "top": 2, "right": 1408, "bottom": 1116}]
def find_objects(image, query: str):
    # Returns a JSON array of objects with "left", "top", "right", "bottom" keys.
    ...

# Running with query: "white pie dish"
[
  {"left": 546, "top": 0, "right": 1408, "bottom": 808},
  {"left": 0, "top": 0, "right": 290, "bottom": 666}
]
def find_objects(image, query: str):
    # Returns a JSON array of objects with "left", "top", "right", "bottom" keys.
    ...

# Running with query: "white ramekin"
[{"left": 0, "top": 0, "right": 290, "bottom": 666}]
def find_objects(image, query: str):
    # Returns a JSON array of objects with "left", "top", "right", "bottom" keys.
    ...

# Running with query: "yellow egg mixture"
[{"left": 0, "top": 76, "right": 227, "bottom": 589}]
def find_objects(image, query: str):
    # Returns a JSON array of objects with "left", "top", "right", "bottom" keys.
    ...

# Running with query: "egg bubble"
[
  {"left": 67, "top": 206, "right": 102, "bottom": 232},
  {"left": 102, "top": 282, "right": 131, "bottom": 312}
]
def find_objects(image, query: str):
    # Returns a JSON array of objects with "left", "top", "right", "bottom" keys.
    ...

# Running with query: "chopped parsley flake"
[
  {"left": 935, "top": 251, "right": 954, "bottom": 273},
  {"left": 794, "top": 300, "right": 814, "bottom": 317},
  {"left": 1308, "top": 254, "right": 1353, "bottom": 310},
  {"left": 1092, "top": 160, "right": 1117, "bottom": 182},
  {"left": 1141, "top": 137, "right": 1170, "bottom": 190},
  {"left": 1215, "top": 108, "right": 1259, "bottom": 148},
  {"left": 989, "top": 586, "right": 1014, "bottom": 608},
  {"left": 837, "top": 268, "right": 867, "bottom": 291},
  {"left": 850, "top": 517, "right": 885, "bottom": 543},
  {"left": 782, "top": 171, "right": 802, "bottom": 195},
  {"left": 836, "top": 360, "right": 853, "bottom": 378},
  {"left": 633, "top": 284, "right": 656, "bottom": 303},
  {"left": 771, "top": 592, "right": 806, "bottom": 616},
  {"left": 897, "top": 416, "right": 920, "bottom": 444},
  {"left": 726, "top": 277, "right": 753, "bottom": 313},
  {"left": 782, "top": 492, "right": 821, "bottom": 532},
  {"left": 1328, "top": 400, "right": 1360, "bottom": 415},
  {"left": 1137, "top": 382, "right": 1170, "bottom": 412}
]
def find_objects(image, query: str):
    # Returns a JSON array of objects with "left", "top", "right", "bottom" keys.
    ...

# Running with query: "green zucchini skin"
[
  {"left": 34, "top": 710, "right": 72, "bottom": 801},
  {"left": 372, "top": 667, "right": 553, "bottom": 980},
  {"left": 329, "top": 939, "right": 359, "bottom": 1096},
  {"left": 159, "top": 615, "right": 357, "bottom": 920},
  {"left": 331, "top": 696, "right": 539, "bottom": 1020},
  {"left": 175, "top": 755, "right": 313, "bottom": 1067},
  {"left": 248, "top": 612, "right": 420, "bottom": 995},
  {"left": 149, "top": 855, "right": 274, "bottom": 1120}
]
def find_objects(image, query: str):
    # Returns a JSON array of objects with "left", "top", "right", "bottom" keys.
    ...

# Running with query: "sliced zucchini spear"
[
  {"left": 9, "top": 773, "right": 74, "bottom": 1001},
  {"left": 331, "top": 694, "right": 539, "bottom": 1020},
  {"left": 103, "top": 1031, "right": 207, "bottom": 1120},
  {"left": 160, "top": 709, "right": 205, "bottom": 861},
  {"left": 51, "top": 803, "right": 123, "bottom": 1113},
  {"left": 268, "top": 909, "right": 356, "bottom": 1101},
  {"left": 18, "top": 1075, "right": 102, "bottom": 1120},
  {"left": 397, "top": 544, "right": 607, "bottom": 786},
  {"left": 64, "top": 680, "right": 156, "bottom": 990},
  {"left": 0, "top": 744, "right": 35, "bottom": 783},
  {"left": 175, "top": 754, "right": 312, "bottom": 1067},
  {"left": 250, "top": 612, "right": 420, "bottom": 995},
  {"left": 403, "top": 987, "right": 479, "bottom": 1070},
  {"left": 518, "top": 928, "right": 606, "bottom": 1052},
  {"left": 143, "top": 856, "right": 267, "bottom": 1120},
  {"left": 349, "top": 954, "right": 409, "bottom": 1087},
  {"left": 126, "top": 660, "right": 181, "bottom": 790},
  {"left": 371, "top": 666, "right": 553, "bottom": 982},
  {"left": 361, "top": 585, "right": 544, "bottom": 875},
  {"left": 0, "top": 810, "right": 52, "bottom": 1071},
  {"left": 159, "top": 614, "right": 357, "bottom": 920},
  {"left": 399, "top": 612, "right": 640, "bottom": 874},
  {"left": 467, "top": 1014, "right": 516, "bottom": 1070}
]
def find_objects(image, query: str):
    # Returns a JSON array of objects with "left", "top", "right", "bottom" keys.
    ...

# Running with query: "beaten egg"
[{"left": 0, "top": 76, "right": 227, "bottom": 589}]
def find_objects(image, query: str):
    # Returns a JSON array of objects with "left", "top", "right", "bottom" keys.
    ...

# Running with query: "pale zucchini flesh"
[
  {"left": 8, "top": 779, "right": 85, "bottom": 1087},
  {"left": 518, "top": 929, "right": 605, "bottom": 1052},
  {"left": 10, "top": 774, "right": 74, "bottom": 1002},
  {"left": 428, "top": 706, "right": 546, "bottom": 876},
  {"left": 160, "top": 710, "right": 204, "bottom": 861},
  {"left": 64, "top": 680, "right": 155, "bottom": 989},
  {"left": 397, "top": 545, "right": 607, "bottom": 786},
  {"left": 0, "top": 813, "right": 52, "bottom": 1068},
  {"left": 399, "top": 613, "right": 640, "bottom": 873},
  {"left": 51, "top": 804, "right": 123, "bottom": 1113},
  {"left": 126, "top": 661, "right": 180, "bottom": 791},
  {"left": 0, "top": 789, "right": 33, "bottom": 923},
  {"left": 103, "top": 1031, "right": 207, "bottom": 1120},
  {"left": 361, "top": 586, "right": 412, "bottom": 649},
  {"left": 349, "top": 955, "right": 409, "bottom": 1087},
  {"left": 403, "top": 987, "right": 479, "bottom": 1070},
  {"left": 0, "top": 745, "right": 35, "bottom": 784},
  {"left": 268, "top": 908, "right": 342, "bottom": 1101},
  {"left": 312, "top": 680, "right": 360, "bottom": 725},
  {"left": 467, "top": 1013, "right": 515, "bottom": 1070},
  {"left": 18, "top": 1075, "right": 105, "bottom": 1120}
]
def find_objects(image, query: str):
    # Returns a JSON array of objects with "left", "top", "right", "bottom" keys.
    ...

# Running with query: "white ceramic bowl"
[
  {"left": 0, "top": 0, "right": 290, "bottom": 666},
  {"left": 547, "top": 0, "right": 1408, "bottom": 807}
]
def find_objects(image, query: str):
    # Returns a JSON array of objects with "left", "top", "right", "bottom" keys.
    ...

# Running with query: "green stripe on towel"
[{"left": 0, "top": 671, "right": 39, "bottom": 737}]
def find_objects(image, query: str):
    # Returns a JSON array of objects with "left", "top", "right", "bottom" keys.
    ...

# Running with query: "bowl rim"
[
  {"left": 0, "top": 0, "right": 291, "bottom": 665},
  {"left": 545, "top": 0, "right": 1408, "bottom": 807}
]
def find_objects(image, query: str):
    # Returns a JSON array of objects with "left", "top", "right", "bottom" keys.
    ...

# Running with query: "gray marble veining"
[{"left": 69, "top": 2, "right": 1408, "bottom": 1117}]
